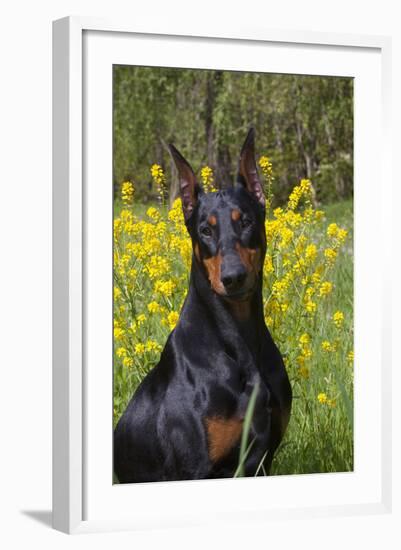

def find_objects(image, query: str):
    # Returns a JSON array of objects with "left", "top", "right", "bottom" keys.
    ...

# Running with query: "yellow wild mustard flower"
[
  {"left": 259, "top": 155, "right": 274, "bottom": 207},
  {"left": 114, "top": 327, "right": 125, "bottom": 340},
  {"left": 327, "top": 223, "right": 339, "bottom": 238},
  {"left": 321, "top": 340, "right": 336, "bottom": 353},
  {"left": 288, "top": 179, "right": 311, "bottom": 210},
  {"left": 324, "top": 248, "right": 338, "bottom": 265},
  {"left": 150, "top": 164, "right": 167, "bottom": 204},
  {"left": 319, "top": 281, "right": 333, "bottom": 296},
  {"left": 147, "top": 301, "right": 161, "bottom": 314},
  {"left": 121, "top": 181, "right": 135, "bottom": 205},
  {"left": 136, "top": 313, "right": 147, "bottom": 326},
  {"left": 154, "top": 279, "right": 176, "bottom": 297},
  {"left": 146, "top": 206, "right": 160, "bottom": 221},
  {"left": 145, "top": 340, "right": 162, "bottom": 353},
  {"left": 122, "top": 356, "right": 134, "bottom": 368},
  {"left": 116, "top": 347, "right": 127, "bottom": 358},
  {"left": 305, "top": 243, "right": 317, "bottom": 262},
  {"left": 317, "top": 392, "right": 328, "bottom": 404},
  {"left": 304, "top": 300, "right": 317, "bottom": 314},
  {"left": 259, "top": 156, "right": 273, "bottom": 179},
  {"left": 114, "top": 218, "right": 122, "bottom": 240},
  {"left": 145, "top": 255, "right": 171, "bottom": 280},
  {"left": 264, "top": 254, "right": 274, "bottom": 274},
  {"left": 333, "top": 310, "right": 344, "bottom": 327},
  {"left": 200, "top": 166, "right": 217, "bottom": 193},
  {"left": 168, "top": 198, "right": 184, "bottom": 224},
  {"left": 299, "top": 333, "right": 310, "bottom": 346},
  {"left": 167, "top": 311, "right": 179, "bottom": 330},
  {"left": 314, "top": 210, "right": 324, "bottom": 221},
  {"left": 311, "top": 271, "right": 322, "bottom": 285},
  {"left": 134, "top": 343, "right": 145, "bottom": 355},
  {"left": 337, "top": 228, "right": 348, "bottom": 243}
]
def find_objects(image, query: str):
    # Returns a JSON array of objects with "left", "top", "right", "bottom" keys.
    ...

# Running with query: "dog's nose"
[{"left": 221, "top": 267, "right": 247, "bottom": 291}]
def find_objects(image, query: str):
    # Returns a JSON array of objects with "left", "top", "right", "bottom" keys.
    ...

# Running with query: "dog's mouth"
[
  {"left": 225, "top": 289, "right": 253, "bottom": 301},
  {"left": 222, "top": 282, "right": 256, "bottom": 301}
]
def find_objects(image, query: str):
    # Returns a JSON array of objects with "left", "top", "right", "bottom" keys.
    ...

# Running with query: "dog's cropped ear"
[
  {"left": 169, "top": 144, "right": 202, "bottom": 222},
  {"left": 236, "top": 128, "right": 265, "bottom": 207}
]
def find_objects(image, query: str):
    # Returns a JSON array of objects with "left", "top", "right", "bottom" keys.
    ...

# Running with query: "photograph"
[{"left": 112, "top": 65, "right": 354, "bottom": 483}]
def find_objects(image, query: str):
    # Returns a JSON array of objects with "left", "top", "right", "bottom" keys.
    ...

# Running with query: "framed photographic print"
[{"left": 52, "top": 17, "right": 392, "bottom": 534}]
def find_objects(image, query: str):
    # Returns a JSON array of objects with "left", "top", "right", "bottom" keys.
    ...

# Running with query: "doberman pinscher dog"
[{"left": 114, "top": 128, "right": 292, "bottom": 482}]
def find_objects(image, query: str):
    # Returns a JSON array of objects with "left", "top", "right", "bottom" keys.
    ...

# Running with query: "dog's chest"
[
  {"left": 207, "top": 358, "right": 269, "bottom": 419},
  {"left": 204, "top": 371, "right": 271, "bottom": 465}
]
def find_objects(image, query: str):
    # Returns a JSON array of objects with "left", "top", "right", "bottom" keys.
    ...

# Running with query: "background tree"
[{"left": 113, "top": 66, "right": 353, "bottom": 206}]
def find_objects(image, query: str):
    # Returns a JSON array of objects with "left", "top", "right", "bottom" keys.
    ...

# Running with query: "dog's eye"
[
  {"left": 240, "top": 217, "right": 252, "bottom": 229},
  {"left": 201, "top": 226, "right": 213, "bottom": 237}
]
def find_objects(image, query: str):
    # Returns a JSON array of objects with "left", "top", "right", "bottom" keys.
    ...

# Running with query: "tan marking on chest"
[
  {"left": 205, "top": 416, "right": 243, "bottom": 463},
  {"left": 231, "top": 209, "right": 241, "bottom": 222}
]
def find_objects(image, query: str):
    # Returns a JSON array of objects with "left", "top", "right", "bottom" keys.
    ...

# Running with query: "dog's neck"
[{"left": 187, "top": 256, "right": 266, "bottom": 356}]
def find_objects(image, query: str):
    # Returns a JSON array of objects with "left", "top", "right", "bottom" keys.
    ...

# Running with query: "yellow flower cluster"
[
  {"left": 167, "top": 311, "right": 179, "bottom": 330},
  {"left": 317, "top": 392, "right": 336, "bottom": 408},
  {"left": 258, "top": 156, "right": 274, "bottom": 208},
  {"left": 150, "top": 164, "right": 167, "bottom": 204},
  {"left": 259, "top": 156, "right": 273, "bottom": 180},
  {"left": 288, "top": 179, "right": 311, "bottom": 210},
  {"left": 121, "top": 181, "right": 135, "bottom": 205},
  {"left": 333, "top": 310, "right": 344, "bottom": 328},
  {"left": 296, "top": 333, "right": 312, "bottom": 379},
  {"left": 327, "top": 223, "right": 348, "bottom": 243},
  {"left": 321, "top": 340, "right": 337, "bottom": 353},
  {"left": 319, "top": 281, "right": 333, "bottom": 296},
  {"left": 114, "top": 182, "right": 193, "bottom": 381},
  {"left": 200, "top": 166, "right": 217, "bottom": 193},
  {"left": 154, "top": 279, "right": 176, "bottom": 297},
  {"left": 263, "top": 189, "right": 346, "bottom": 333}
]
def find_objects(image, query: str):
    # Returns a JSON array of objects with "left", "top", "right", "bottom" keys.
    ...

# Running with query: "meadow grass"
[
  {"left": 271, "top": 199, "right": 353, "bottom": 475},
  {"left": 113, "top": 190, "right": 353, "bottom": 477}
]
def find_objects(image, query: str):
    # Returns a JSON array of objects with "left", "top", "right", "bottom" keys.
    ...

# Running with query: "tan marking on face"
[
  {"left": 208, "top": 215, "right": 217, "bottom": 226},
  {"left": 194, "top": 242, "right": 201, "bottom": 262},
  {"left": 235, "top": 243, "right": 262, "bottom": 274},
  {"left": 205, "top": 416, "right": 243, "bottom": 463},
  {"left": 203, "top": 253, "right": 226, "bottom": 294},
  {"left": 231, "top": 209, "right": 241, "bottom": 222}
]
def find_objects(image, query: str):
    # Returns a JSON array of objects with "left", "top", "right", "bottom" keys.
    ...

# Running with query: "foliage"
[
  {"left": 113, "top": 67, "right": 353, "bottom": 205},
  {"left": 113, "top": 158, "right": 353, "bottom": 475}
]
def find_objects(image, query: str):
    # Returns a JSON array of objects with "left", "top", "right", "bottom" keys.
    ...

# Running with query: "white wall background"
[{"left": 0, "top": 0, "right": 399, "bottom": 548}]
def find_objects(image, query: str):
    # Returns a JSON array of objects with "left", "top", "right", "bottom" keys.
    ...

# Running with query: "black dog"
[{"left": 114, "top": 129, "right": 292, "bottom": 482}]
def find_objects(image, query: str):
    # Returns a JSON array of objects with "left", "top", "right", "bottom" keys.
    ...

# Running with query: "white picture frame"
[{"left": 52, "top": 16, "right": 392, "bottom": 534}]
